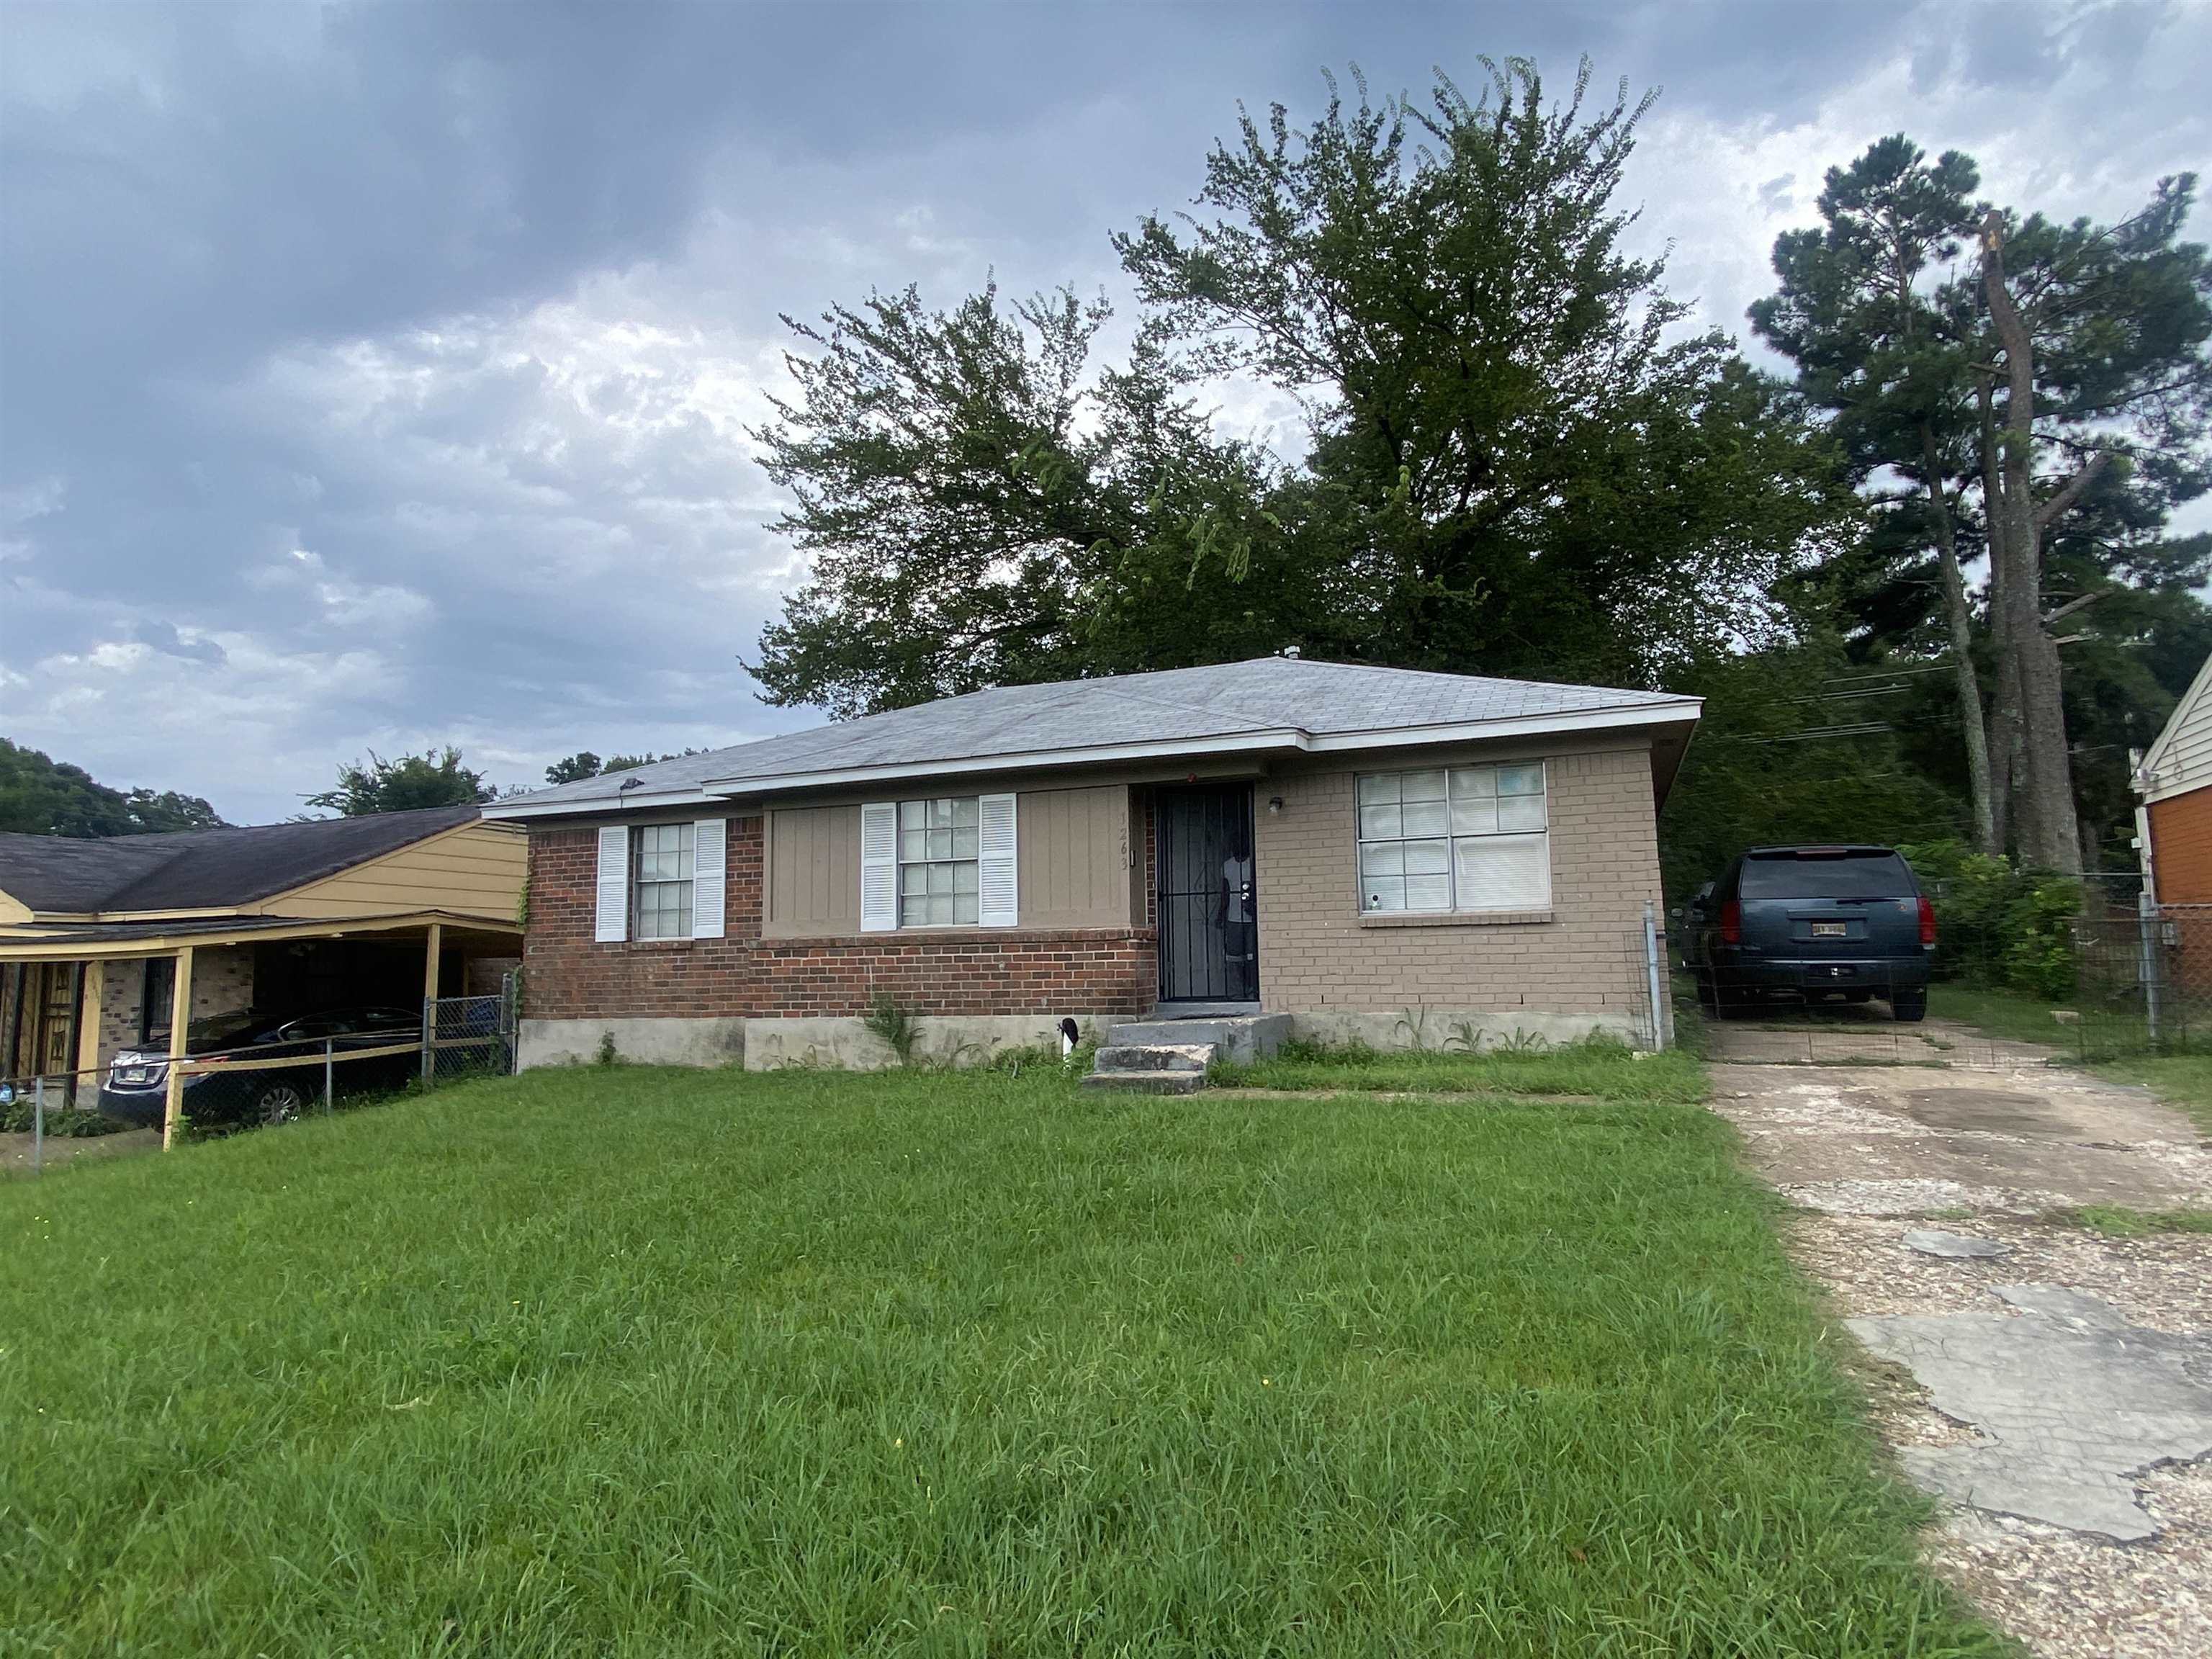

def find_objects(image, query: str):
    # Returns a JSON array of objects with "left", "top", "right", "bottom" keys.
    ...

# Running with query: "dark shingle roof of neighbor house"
[
  {"left": 496, "top": 655, "right": 1701, "bottom": 814},
  {"left": 0, "top": 806, "right": 482, "bottom": 916}
]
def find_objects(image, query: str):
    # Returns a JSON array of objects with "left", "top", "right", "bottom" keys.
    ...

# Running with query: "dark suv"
[
  {"left": 99, "top": 1006, "right": 421, "bottom": 1131},
  {"left": 1683, "top": 846, "right": 1936, "bottom": 1021}
]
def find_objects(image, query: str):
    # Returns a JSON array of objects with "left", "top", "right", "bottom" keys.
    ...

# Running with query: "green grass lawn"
[
  {"left": 1213, "top": 1038, "right": 1707, "bottom": 1102},
  {"left": 1, "top": 1064, "right": 2000, "bottom": 1655}
]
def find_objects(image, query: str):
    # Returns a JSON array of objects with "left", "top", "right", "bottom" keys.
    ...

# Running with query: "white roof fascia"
[
  {"left": 1299, "top": 698, "right": 1700, "bottom": 755},
  {"left": 482, "top": 786, "right": 724, "bottom": 822},
  {"left": 697, "top": 728, "right": 1306, "bottom": 796},
  {"left": 2136, "top": 650, "right": 2212, "bottom": 801}
]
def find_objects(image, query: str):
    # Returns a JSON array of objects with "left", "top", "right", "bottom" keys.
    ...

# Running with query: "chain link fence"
[{"left": 4, "top": 976, "right": 518, "bottom": 1174}]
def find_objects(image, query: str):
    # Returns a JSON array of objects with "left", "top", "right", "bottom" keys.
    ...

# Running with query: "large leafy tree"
[
  {"left": 0, "top": 739, "right": 227, "bottom": 836},
  {"left": 305, "top": 747, "right": 493, "bottom": 816},
  {"left": 751, "top": 61, "right": 1847, "bottom": 715},
  {"left": 1115, "top": 60, "right": 1845, "bottom": 688}
]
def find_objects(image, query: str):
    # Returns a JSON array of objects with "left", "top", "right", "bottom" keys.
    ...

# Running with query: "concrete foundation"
[
  {"left": 1290, "top": 1008, "right": 1642, "bottom": 1053},
  {"left": 520, "top": 1017, "right": 747, "bottom": 1070},
  {"left": 742, "top": 1013, "right": 1116, "bottom": 1071}
]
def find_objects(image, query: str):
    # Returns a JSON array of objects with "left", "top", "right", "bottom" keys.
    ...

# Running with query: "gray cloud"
[{"left": 2, "top": 0, "right": 2206, "bottom": 820}]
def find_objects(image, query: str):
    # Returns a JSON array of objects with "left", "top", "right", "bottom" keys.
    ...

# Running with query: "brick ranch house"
[{"left": 490, "top": 657, "right": 1701, "bottom": 1069}]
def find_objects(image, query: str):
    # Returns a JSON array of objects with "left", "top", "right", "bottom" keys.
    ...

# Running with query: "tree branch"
[
  {"left": 2042, "top": 589, "right": 2106, "bottom": 626},
  {"left": 2033, "top": 448, "right": 2114, "bottom": 533}
]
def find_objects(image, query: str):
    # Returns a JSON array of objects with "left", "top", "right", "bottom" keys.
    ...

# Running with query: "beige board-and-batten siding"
[
  {"left": 763, "top": 783, "right": 1135, "bottom": 938},
  {"left": 1255, "top": 736, "right": 1663, "bottom": 1043},
  {"left": 259, "top": 821, "right": 527, "bottom": 922}
]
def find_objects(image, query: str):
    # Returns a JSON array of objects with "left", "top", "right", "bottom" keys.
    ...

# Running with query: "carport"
[{"left": 0, "top": 910, "right": 522, "bottom": 1144}]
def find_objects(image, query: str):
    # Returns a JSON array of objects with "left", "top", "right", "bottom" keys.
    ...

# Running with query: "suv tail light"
[
  {"left": 1719, "top": 899, "right": 1742, "bottom": 945},
  {"left": 1917, "top": 894, "right": 1938, "bottom": 946}
]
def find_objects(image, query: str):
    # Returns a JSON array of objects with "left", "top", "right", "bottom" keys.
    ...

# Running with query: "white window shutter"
[
  {"left": 691, "top": 817, "right": 727, "bottom": 939},
  {"left": 594, "top": 824, "right": 629, "bottom": 943},
  {"left": 978, "top": 792, "right": 1018, "bottom": 927},
  {"left": 860, "top": 802, "right": 898, "bottom": 932}
]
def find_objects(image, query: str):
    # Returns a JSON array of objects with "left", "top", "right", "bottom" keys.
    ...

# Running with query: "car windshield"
[
  {"left": 184, "top": 1012, "right": 264, "bottom": 1049},
  {"left": 1740, "top": 850, "right": 1913, "bottom": 900}
]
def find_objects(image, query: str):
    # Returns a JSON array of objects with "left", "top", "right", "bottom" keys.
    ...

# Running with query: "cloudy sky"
[{"left": 3, "top": 1, "right": 2207, "bottom": 823}]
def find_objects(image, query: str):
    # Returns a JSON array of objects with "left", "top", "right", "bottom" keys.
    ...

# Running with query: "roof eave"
[{"left": 485, "top": 698, "right": 1703, "bottom": 819}]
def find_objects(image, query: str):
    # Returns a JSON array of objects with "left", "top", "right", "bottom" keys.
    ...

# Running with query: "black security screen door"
[{"left": 1155, "top": 786, "right": 1259, "bottom": 1004}]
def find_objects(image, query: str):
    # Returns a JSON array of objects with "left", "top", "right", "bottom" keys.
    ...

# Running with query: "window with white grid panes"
[
  {"left": 631, "top": 822, "right": 696, "bottom": 939},
  {"left": 1356, "top": 763, "right": 1549, "bottom": 912},
  {"left": 897, "top": 797, "right": 981, "bottom": 926}
]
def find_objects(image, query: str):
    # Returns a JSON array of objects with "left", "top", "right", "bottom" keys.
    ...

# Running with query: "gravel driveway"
[{"left": 1706, "top": 1015, "right": 2212, "bottom": 1659}]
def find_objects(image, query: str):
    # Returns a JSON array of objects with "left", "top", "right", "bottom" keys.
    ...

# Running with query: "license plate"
[{"left": 1810, "top": 921, "right": 1848, "bottom": 938}]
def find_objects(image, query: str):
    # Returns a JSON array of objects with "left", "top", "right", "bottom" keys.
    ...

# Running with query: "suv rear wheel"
[{"left": 1891, "top": 989, "right": 1927, "bottom": 1023}]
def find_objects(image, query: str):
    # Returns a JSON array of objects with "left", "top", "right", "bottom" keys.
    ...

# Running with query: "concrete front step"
[
  {"left": 1104, "top": 1013, "right": 1292, "bottom": 1065},
  {"left": 1092, "top": 1043, "right": 1216, "bottom": 1074},
  {"left": 1078, "top": 1069, "right": 1208, "bottom": 1095}
]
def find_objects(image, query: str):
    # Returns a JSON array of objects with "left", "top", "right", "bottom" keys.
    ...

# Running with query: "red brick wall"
[{"left": 523, "top": 817, "right": 1155, "bottom": 1020}]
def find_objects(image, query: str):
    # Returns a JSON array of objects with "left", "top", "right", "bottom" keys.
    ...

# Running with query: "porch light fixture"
[{"left": 1268, "top": 795, "right": 1285, "bottom": 815}]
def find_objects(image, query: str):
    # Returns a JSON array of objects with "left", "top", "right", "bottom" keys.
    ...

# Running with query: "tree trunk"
[
  {"left": 1981, "top": 210, "right": 2082, "bottom": 873},
  {"left": 1919, "top": 423, "right": 1997, "bottom": 853},
  {"left": 1978, "top": 373, "right": 2017, "bottom": 855}
]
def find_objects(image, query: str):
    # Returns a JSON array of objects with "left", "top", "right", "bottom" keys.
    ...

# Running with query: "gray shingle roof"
[
  {"left": 498, "top": 657, "right": 1696, "bottom": 813},
  {"left": 0, "top": 806, "right": 482, "bottom": 915}
]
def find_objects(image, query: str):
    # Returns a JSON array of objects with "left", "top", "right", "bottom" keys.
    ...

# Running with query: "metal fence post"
[
  {"left": 1642, "top": 900, "right": 1668, "bottom": 1052},
  {"left": 32, "top": 1075, "right": 44, "bottom": 1177},
  {"left": 324, "top": 1036, "right": 335, "bottom": 1116},
  {"left": 2139, "top": 889, "right": 2164, "bottom": 1051},
  {"left": 421, "top": 999, "right": 434, "bottom": 1088}
]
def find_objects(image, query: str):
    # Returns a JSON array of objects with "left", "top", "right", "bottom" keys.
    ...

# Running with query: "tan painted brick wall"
[{"left": 1254, "top": 738, "right": 1661, "bottom": 1017}]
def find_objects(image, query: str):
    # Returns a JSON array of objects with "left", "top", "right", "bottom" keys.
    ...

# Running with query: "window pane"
[
  {"left": 1358, "top": 775, "right": 1398, "bottom": 805},
  {"left": 927, "top": 862, "right": 953, "bottom": 896},
  {"left": 1497, "top": 793, "right": 1547, "bottom": 832},
  {"left": 1359, "top": 804, "right": 1402, "bottom": 840},
  {"left": 927, "top": 827, "right": 953, "bottom": 860},
  {"left": 953, "top": 891, "right": 979, "bottom": 925},
  {"left": 901, "top": 829, "right": 925, "bottom": 862},
  {"left": 930, "top": 799, "right": 956, "bottom": 828},
  {"left": 899, "top": 801, "right": 923, "bottom": 832},
  {"left": 1401, "top": 799, "right": 1449, "bottom": 837},
  {"left": 1401, "top": 770, "right": 1446, "bottom": 801},
  {"left": 1404, "top": 838, "right": 1449, "bottom": 875},
  {"left": 1359, "top": 842, "right": 1403, "bottom": 877},
  {"left": 1454, "top": 832, "right": 1550, "bottom": 909},
  {"left": 953, "top": 862, "right": 979, "bottom": 894},
  {"left": 953, "top": 798, "right": 978, "bottom": 828},
  {"left": 1404, "top": 873, "right": 1452, "bottom": 910},
  {"left": 899, "top": 894, "right": 927, "bottom": 927},
  {"left": 1363, "top": 876, "right": 1406, "bottom": 912},
  {"left": 1450, "top": 767, "right": 1496, "bottom": 799},
  {"left": 901, "top": 865, "right": 927, "bottom": 895},
  {"left": 1497, "top": 764, "right": 1543, "bottom": 796},
  {"left": 952, "top": 825, "right": 979, "bottom": 860},
  {"left": 1451, "top": 793, "right": 1498, "bottom": 835}
]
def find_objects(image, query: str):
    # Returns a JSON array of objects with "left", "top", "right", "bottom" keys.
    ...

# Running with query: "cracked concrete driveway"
[{"left": 1705, "top": 1015, "right": 2212, "bottom": 1659}]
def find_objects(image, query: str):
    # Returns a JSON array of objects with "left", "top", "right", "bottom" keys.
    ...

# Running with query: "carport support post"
[
  {"left": 161, "top": 945, "right": 194, "bottom": 1151},
  {"left": 420, "top": 922, "right": 442, "bottom": 1086}
]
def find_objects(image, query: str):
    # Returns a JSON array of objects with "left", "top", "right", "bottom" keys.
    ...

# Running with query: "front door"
[{"left": 1155, "top": 785, "right": 1259, "bottom": 1004}]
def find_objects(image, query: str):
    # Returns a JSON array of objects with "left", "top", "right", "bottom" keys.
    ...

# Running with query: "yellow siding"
[
  {"left": 260, "top": 822, "right": 526, "bottom": 921},
  {"left": 765, "top": 804, "right": 862, "bottom": 938}
]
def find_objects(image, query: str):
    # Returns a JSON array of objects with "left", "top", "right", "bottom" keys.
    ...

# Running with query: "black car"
[
  {"left": 1683, "top": 845, "right": 1936, "bottom": 1021},
  {"left": 99, "top": 1005, "right": 421, "bottom": 1130}
]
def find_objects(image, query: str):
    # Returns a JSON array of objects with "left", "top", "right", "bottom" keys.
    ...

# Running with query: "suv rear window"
[{"left": 1739, "top": 850, "right": 1913, "bottom": 900}]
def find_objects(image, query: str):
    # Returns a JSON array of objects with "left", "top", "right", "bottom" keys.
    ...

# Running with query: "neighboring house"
[
  {"left": 2135, "top": 651, "right": 2212, "bottom": 902},
  {"left": 487, "top": 657, "right": 1699, "bottom": 1068},
  {"left": 0, "top": 807, "right": 525, "bottom": 1102}
]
